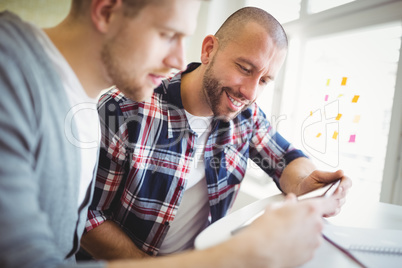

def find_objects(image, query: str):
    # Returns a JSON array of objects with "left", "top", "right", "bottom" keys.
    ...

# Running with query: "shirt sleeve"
[
  {"left": 248, "top": 105, "right": 307, "bottom": 190},
  {"left": 86, "top": 93, "right": 129, "bottom": 231}
]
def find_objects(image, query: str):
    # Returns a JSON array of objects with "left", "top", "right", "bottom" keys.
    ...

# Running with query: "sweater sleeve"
[{"left": 0, "top": 11, "right": 105, "bottom": 268}]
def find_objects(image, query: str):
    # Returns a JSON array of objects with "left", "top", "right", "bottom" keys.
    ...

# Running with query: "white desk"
[{"left": 195, "top": 195, "right": 402, "bottom": 268}]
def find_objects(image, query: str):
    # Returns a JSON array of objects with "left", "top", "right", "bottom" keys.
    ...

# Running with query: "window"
[
  {"left": 281, "top": 23, "right": 401, "bottom": 203},
  {"left": 307, "top": 0, "right": 356, "bottom": 14},
  {"left": 246, "top": 0, "right": 301, "bottom": 24},
  {"left": 240, "top": 0, "right": 402, "bottom": 206}
]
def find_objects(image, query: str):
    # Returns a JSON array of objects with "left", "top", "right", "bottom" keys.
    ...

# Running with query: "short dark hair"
[{"left": 215, "top": 7, "right": 288, "bottom": 50}]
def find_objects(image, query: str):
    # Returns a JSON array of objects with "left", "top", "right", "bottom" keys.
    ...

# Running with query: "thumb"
[
  {"left": 313, "top": 169, "right": 344, "bottom": 184},
  {"left": 318, "top": 196, "right": 339, "bottom": 216},
  {"left": 284, "top": 193, "right": 297, "bottom": 203}
]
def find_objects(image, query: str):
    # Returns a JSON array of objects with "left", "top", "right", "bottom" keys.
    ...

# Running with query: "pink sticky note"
[
  {"left": 349, "top": 134, "right": 356, "bottom": 143},
  {"left": 325, "top": 95, "right": 329, "bottom": 101}
]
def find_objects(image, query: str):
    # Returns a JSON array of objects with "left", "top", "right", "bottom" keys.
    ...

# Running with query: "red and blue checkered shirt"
[{"left": 86, "top": 63, "right": 306, "bottom": 256}]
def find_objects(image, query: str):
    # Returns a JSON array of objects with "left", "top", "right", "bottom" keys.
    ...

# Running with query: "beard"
[
  {"left": 202, "top": 58, "right": 247, "bottom": 122},
  {"left": 101, "top": 41, "right": 147, "bottom": 102}
]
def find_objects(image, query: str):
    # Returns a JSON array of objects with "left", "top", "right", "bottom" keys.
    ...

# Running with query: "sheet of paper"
[{"left": 323, "top": 223, "right": 402, "bottom": 268}]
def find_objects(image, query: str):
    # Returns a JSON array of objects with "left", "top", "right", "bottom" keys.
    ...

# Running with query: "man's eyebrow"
[
  {"left": 237, "top": 57, "right": 274, "bottom": 80},
  {"left": 237, "top": 57, "right": 257, "bottom": 70},
  {"left": 158, "top": 25, "right": 186, "bottom": 36}
]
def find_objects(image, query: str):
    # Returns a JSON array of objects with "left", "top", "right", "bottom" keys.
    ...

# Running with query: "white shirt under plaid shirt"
[{"left": 86, "top": 63, "right": 307, "bottom": 256}]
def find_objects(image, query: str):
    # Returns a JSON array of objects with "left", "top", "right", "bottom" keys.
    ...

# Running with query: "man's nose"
[
  {"left": 163, "top": 38, "right": 186, "bottom": 71},
  {"left": 239, "top": 78, "right": 259, "bottom": 102}
]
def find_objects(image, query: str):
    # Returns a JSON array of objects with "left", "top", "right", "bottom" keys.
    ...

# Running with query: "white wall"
[
  {"left": 185, "top": 0, "right": 246, "bottom": 64},
  {"left": 0, "top": 0, "right": 70, "bottom": 27}
]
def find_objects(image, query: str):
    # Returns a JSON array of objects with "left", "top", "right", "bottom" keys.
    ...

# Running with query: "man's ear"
[
  {"left": 201, "top": 35, "right": 219, "bottom": 64},
  {"left": 90, "top": 0, "right": 123, "bottom": 33}
]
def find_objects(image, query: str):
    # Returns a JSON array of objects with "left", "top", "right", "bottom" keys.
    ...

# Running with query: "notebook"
[{"left": 323, "top": 223, "right": 402, "bottom": 268}]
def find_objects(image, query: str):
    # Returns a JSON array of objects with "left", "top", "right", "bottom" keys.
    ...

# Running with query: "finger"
[
  {"left": 305, "top": 197, "right": 338, "bottom": 216},
  {"left": 324, "top": 207, "right": 341, "bottom": 217},
  {"left": 332, "top": 185, "right": 345, "bottom": 198},
  {"left": 333, "top": 175, "right": 352, "bottom": 198},
  {"left": 285, "top": 193, "right": 297, "bottom": 202},
  {"left": 339, "top": 175, "right": 352, "bottom": 191}
]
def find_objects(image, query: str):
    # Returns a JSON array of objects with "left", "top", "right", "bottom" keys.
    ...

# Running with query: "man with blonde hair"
[{"left": 82, "top": 5, "right": 351, "bottom": 267}]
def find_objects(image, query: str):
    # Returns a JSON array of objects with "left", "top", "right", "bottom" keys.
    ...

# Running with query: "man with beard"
[
  {"left": 83, "top": 6, "right": 352, "bottom": 265},
  {"left": 0, "top": 0, "right": 345, "bottom": 267},
  {"left": 0, "top": 0, "right": 288, "bottom": 268}
]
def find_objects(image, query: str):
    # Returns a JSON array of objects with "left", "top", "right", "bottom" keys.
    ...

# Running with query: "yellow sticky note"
[
  {"left": 352, "top": 95, "right": 360, "bottom": 103},
  {"left": 316, "top": 133, "right": 322, "bottom": 138},
  {"left": 337, "top": 94, "right": 344, "bottom": 98},
  {"left": 310, "top": 111, "right": 313, "bottom": 116},
  {"left": 335, "top": 114, "right": 342, "bottom": 120},
  {"left": 332, "top": 131, "right": 338, "bottom": 140},
  {"left": 341, "top": 77, "right": 347, "bottom": 86},
  {"left": 353, "top": 115, "right": 361, "bottom": 123},
  {"left": 326, "top": 79, "right": 330, "bottom": 86}
]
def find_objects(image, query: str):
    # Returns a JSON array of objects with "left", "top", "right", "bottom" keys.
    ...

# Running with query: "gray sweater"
[{"left": 0, "top": 11, "right": 104, "bottom": 268}]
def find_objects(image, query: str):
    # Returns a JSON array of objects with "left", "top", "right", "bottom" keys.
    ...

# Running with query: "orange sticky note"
[
  {"left": 353, "top": 115, "right": 361, "bottom": 123},
  {"left": 316, "top": 133, "right": 322, "bottom": 138},
  {"left": 326, "top": 79, "right": 330, "bottom": 86},
  {"left": 352, "top": 95, "right": 360, "bottom": 103},
  {"left": 325, "top": 95, "right": 329, "bottom": 101},
  {"left": 332, "top": 131, "right": 338, "bottom": 140},
  {"left": 341, "top": 77, "right": 347, "bottom": 86},
  {"left": 335, "top": 114, "right": 342, "bottom": 120},
  {"left": 349, "top": 134, "right": 356, "bottom": 143}
]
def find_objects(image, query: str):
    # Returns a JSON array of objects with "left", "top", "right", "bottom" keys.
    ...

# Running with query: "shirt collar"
[{"left": 157, "top": 63, "right": 201, "bottom": 138}]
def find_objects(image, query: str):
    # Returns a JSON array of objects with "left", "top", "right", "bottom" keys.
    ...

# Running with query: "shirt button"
[
  {"left": 164, "top": 221, "right": 170, "bottom": 226},
  {"left": 179, "top": 186, "right": 184, "bottom": 191},
  {"left": 189, "top": 148, "right": 194, "bottom": 154}
]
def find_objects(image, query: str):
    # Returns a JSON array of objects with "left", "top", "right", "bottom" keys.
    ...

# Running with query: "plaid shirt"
[{"left": 86, "top": 63, "right": 306, "bottom": 256}]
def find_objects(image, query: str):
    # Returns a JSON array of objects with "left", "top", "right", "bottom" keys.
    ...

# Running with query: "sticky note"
[
  {"left": 341, "top": 77, "right": 347, "bottom": 86},
  {"left": 332, "top": 131, "right": 338, "bottom": 140},
  {"left": 335, "top": 114, "right": 342, "bottom": 120},
  {"left": 325, "top": 95, "right": 329, "bottom": 101},
  {"left": 326, "top": 79, "right": 330, "bottom": 86},
  {"left": 353, "top": 115, "right": 361, "bottom": 123},
  {"left": 349, "top": 134, "right": 356, "bottom": 143},
  {"left": 352, "top": 95, "right": 360, "bottom": 103},
  {"left": 337, "top": 94, "right": 344, "bottom": 98},
  {"left": 310, "top": 111, "right": 313, "bottom": 116},
  {"left": 316, "top": 133, "right": 322, "bottom": 138}
]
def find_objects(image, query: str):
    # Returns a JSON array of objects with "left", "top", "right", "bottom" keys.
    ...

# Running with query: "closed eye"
[
  {"left": 237, "top": 63, "right": 251, "bottom": 75},
  {"left": 160, "top": 31, "right": 176, "bottom": 40},
  {"left": 260, "top": 77, "right": 269, "bottom": 85}
]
